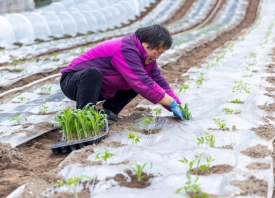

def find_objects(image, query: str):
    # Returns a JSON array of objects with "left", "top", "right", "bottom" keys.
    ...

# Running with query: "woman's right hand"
[{"left": 169, "top": 99, "right": 184, "bottom": 120}]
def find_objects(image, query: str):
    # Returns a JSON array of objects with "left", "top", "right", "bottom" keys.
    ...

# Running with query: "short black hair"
[{"left": 135, "top": 24, "right": 172, "bottom": 50}]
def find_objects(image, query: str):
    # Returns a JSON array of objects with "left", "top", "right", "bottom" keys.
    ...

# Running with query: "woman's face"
[{"left": 142, "top": 42, "right": 166, "bottom": 65}]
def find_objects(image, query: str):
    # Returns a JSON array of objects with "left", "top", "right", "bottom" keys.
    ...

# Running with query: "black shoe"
[{"left": 99, "top": 109, "right": 122, "bottom": 121}]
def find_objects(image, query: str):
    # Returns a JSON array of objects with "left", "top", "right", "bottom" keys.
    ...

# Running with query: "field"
[{"left": 1, "top": 0, "right": 275, "bottom": 197}]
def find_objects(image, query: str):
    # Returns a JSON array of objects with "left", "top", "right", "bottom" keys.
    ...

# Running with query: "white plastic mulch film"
[
  {"left": 0, "top": 0, "right": 157, "bottom": 48},
  {"left": 8, "top": 0, "right": 273, "bottom": 197}
]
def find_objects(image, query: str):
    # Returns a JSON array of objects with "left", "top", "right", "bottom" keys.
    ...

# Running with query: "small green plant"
[
  {"left": 54, "top": 175, "right": 92, "bottom": 198},
  {"left": 222, "top": 108, "right": 242, "bottom": 114},
  {"left": 129, "top": 122, "right": 141, "bottom": 131},
  {"left": 179, "top": 81, "right": 191, "bottom": 93},
  {"left": 213, "top": 118, "right": 228, "bottom": 131},
  {"left": 196, "top": 72, "right": 204, "bottom": 86},
  {"left": 127, "top": 132, "right": 141, "bottom": 145},
  {"left": 17, "top": 97, "right": 30, "bottom": 102},
  {"left": 80, "top": 46, "right": 85, "bottom": 54},
  {"left": 176, "top": 174, "right": 209, "bottom": 197},
  {"left": 0, "top": 71, "right": 7, "bottom": 78},
  {"left": 243, "top": 66, "right": 250, "bottom": 71},
  {"left": 39, "top": 103, "right": 49, "bottom": 114},
  {"left": 247, "top": 52, "right": 256, "bottom": 58},
  {"left": 9, "top": 113, "right": 27, "bottom": 124},
  {"left": 197, "top": 132, "right": 215, "bottom": 148},
  {"left": 226, "top": 42, "right": 235, "bottom": 52},
  {"left": 0, "top": 47, "right": 5, "bottom": 55},
  {"left": 12, "top": 60, "right": 24, "bottom": 72},
  {"left": 130, "top": 162, "right": 152, "bottom": 182},
  {"left": 205, "top": 62, "right": 217, "bottom": 70},
  {"left": 153, "top": 107, "right": 162, "bottom": 116},
  {"left": 52, "top": 52, "right": 58, "bottom": 61},
  {"left": 230, "top": 98, "right": 242, "bottom": 104},
  {"left": 246, "top": 61, "right": 256, "bottom": 66},
  {"left": 179, "top": 103, "right": 192, "bottom": 120},
  {"left": 40, "top": 86, "right": 52, "bottom": 94},
  {"left": 55, "top": 104, "right": 106, "bottom": 141},
  {"left": 95, "top": 148, "right": 114, "bottom": 164},
  {"left": 232, "top": 80, "right": 250, "bottom": 93},
  {"left": 242, "top": 74, "right": 253, "bottom": 77},
  {"left": 140, "top": 117, "right": 156, "bottom": 133},
  {"left": 215, "top": 52, "right": 225, "bottom": 62}
]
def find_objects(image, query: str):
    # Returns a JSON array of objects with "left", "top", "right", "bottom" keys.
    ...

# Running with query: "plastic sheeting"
[{"left": 8, "top": 0, "right": 275, "bottom": 197}]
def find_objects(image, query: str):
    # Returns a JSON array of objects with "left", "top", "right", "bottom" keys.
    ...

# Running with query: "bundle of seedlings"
[{"left": 55, "top": 104, "right": 106, "bottom": 142}]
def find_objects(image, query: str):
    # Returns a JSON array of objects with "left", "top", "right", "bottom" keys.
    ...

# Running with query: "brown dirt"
[
  {"left": 11, "top": 122, "right": 55, "bottom": 137},
  {"left": 189, "top": 164, "right": 233, "bottom": 176},
  {"left": 232, "top": 125, "right": 237, "bottom": 131},
  {"left": 251, "top": 124, "right": 275, "bottom": 140},
  {"left": 241, "top": 144, "right": 271, "bottom": 158},
  {"left": 258, "top": 103, "right": 275, "bottom": 113},
  {"left": 112, "top": 169, "right": 154, "bottom": 189},
  {"left": 246, "top": 162, "right": 270, "bottom": 170},
  {"left": 230, "top": 176, "right": 267, "bottom": 196},
  {"left": 218, "top": 144, "right": 234, "bottom": 150},
  {"left": 266, "top": 76, "right": 275, "bottom": 85},
  {"left": 0, "top": 130, "right": 66, "bottom": 198}
]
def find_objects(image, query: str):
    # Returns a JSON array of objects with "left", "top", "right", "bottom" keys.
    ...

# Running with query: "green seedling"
[
  {"left": 130, "top": 162, "right": 152, "bottom": 182},
  {"left": 215, "top": 52, "right": 225, "bottom": 62},
  {"left": 39, "top": 103, "right": 49, "bottom": 114},
  {"left": 222, "top": 108, "right": 242, "bottom": 114},
  {"left": 0, "top": 71, "right": 8, "bottom": 78},
  {"left": 197, "top": 132, "right": 215, "bottom": 148},
  {"left": 52, "top": 52, "right": 58, "bottom": 61},
  {"left": 17, "top": 97, "right": 30, "bottom": 102},
  {"left": 244, "top": 66, "right": 250, "bottom": 71},
  {"left": 242, "top": 74, "right": 253, "bottom": 77},
  {"left": 12, "top": 60, "right": 24, "bottom": 72},
  {"left": 40, "top": 86, "right": 52, "bottom": 94},
  {"left": 140, "top": 117, "right": 156, "bottom": 133},
  {"left": 179, "top": 103, "right": 191, "bottom": 120},
  {"left": 246, "top": 61, "right": 256, "bottom": 66},
  {"left": 153, "top": 107, "right": 162, "bottom": 116},
  {"left": 0, "top": 47, "right": 5, "bottom": 55},
  {"left": 205, "top": 62, "right": 217, "bottom": 70},
  {"left": 232, "top": 80, "right": 250, "bottom": 93},
  {"left": 129, "top": 122, "right": 141, "bottom": 131},
  {"left": 230, "top": 98, "right": 242, "bottom": 104},
  {"left": 80, "top": 46, "right": 85, "bottom": 54},
  {"left": 213, "top": 118, "right": 228, "bottom": 131},
  {"left": 54, "top": 175, "right": 92, "bottom": 198},
  {"left": 196, "top": 72, "right": 204, "bottom": 86},
  {"left": 176, "top": 174, "right": 209, "bottom": 198},
  {"left": 226, "top": 42, "right": 235, "bottom": 52},
  {"left": 179, "top": 81, "right": 191, "bottom": 93},
  {"left": 95, "top": 148, "right": 114, "bottom": 164},
  {"left": 55, "top": 104, "right": 106, "bottom": 141},
  {"left": 127, "top": 132, "right": 141, "bottom": 145},
  {"left": 9, "top": 113, "right": 27, "bottom": 124}
]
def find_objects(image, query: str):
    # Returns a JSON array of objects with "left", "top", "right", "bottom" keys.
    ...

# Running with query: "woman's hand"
[{"left": 169, "top": 100, "right": 184, "bottom": 120}]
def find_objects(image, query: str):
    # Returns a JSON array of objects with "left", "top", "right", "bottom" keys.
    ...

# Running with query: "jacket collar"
[{"left": 134, "top": 34, "right": 147, "bottom": 65}]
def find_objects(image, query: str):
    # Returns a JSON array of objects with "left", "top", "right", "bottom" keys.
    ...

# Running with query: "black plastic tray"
[{"left": 49, "top": 120, "right": 108, "bottom": 154}]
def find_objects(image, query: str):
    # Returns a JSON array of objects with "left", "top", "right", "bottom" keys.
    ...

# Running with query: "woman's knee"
[{"left": 82, "top": 68, "right": 102, "bottom": 79}]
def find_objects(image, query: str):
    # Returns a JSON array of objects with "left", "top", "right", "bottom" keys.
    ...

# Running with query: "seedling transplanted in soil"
[
  {"left": 139, "top": 117, "right": 156, "bottom": 133},
  {"left": 196, "top": 72, "right": 204, "bottom": 86},
  {"left": 242, "top": 74, "right": 253, "bottom": 77},
  {"left": 54, "top": 175, "right": 92, "bottom": 198},
  {"left": 222, "top": 108, "right": 242, "bottom": 114},
  {"left": 178, "top": 81, "right": 191, "bottom": 93},
  {"left": 179, "top": 103, "right": 192, "bottom": 120},
  {"left": 52, "top": 52, "right": 58, "bottom": 61},
  {"left": 39, "top": 102, "right": 49, "bottom": 114},
  {"left": 9, "top": 113, "right": 27, "bottom": 125},
  {"left": 95, "top": 148, "right": 114, "bottom": 164},
  {"left": 0, "top": 71, "right": 8, "bottom": 78},
  {"left": 232, "top": 80, "right": 250, "bottom": 93},
  {"left": 230, "top": 98, "right": 243, "bottom": 104},
  {"left": 197, "top": 132, "right": 215, "bottom": 148},
  {"left": 130, "top": 162, "right": 152, "bottom": 182},
  {"left": 55, "top": 104, "right": 106, "bottom": 141},
  {"left": 40, "top": 86, "right": 52, "bottom": 94},
  {"left": 16, "top": 96, "right": 30, "bottom": 102},
  {"left": 213, "top": 118, "right": 228, "bottom": 131},
  {"left": 176, "top": 174, "right": 209, "bottom": 198},
  {"left": 127, "top": 132, "right": 141, "bottom": 145}
]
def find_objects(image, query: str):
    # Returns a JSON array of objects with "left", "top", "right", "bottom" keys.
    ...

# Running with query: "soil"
[
  {"left": 11, "top": 122, "right": 55, "bottom": 137},
  {"left": 266, "top": 76, "right": 275, "bottom": 85},
  {"left": 230, "top": 176, "right": 267, "bottom": 197},
  {"left": 218, "top": 144, "right": 234, "bottom": 150},
  {"left": 241, "top": 144, "right": 271, "bottom": 158},
  {"left": 189, "top": 164, "right": 233, "bottom": 176},
  {"left": 0, "top": 130, "right": 66, "bottom": 198},
  {"left": 258, "top": 103, "right": 275, "bottom": 113},
  {"left": 251, "top": 124, "right": 275, "bottom": 140},
  {"left": 246, "top": 162, "right": 270, "bottom": 170},
  {"left": 232, "top": 125, "right": 237, "bottom": 131},
  {"left": 0, "top": 0, "right": 262, "bottom": 197},
  {"left": 112, "top": 169, "right": 155, "bottom": 189}
]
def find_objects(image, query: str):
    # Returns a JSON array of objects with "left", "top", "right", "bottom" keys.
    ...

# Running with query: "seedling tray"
[{"left": 49, "top": 120, "right": 108, "bottom": 154}]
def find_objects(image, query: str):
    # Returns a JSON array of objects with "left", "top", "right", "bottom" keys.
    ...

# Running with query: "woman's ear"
[{"left": 141, "top": 42, "right": 148, "bottom": 49}]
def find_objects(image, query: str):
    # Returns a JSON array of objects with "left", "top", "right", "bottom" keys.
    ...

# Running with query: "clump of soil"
[
  {"left": 251, "top": 124, "right": 275, "bottom": 140},
  {"left": 112, "top": 169, "right": 154, "bottom": 189},
  {"left": 258, "top": 103, "right": 275, "bottom": 113},
  {"left": 232, "top": 125, "right": 237, "bottom": 131},
  {"left": 141, "top": 129, "right": 161, "bottom": 134},
  {"left": 11, "top": 122, "right": 55, "bottom": 137},
  {"left": 189, "top": 164, "right": 233, "bottom": 176},
  {"left": 265, "top": 87, "right": 275, "bottom": 92},
  {"left": 265, "top": 76, "right": 275, "bottom": 85},
  {"left": 246, "top": 162, "right": 270, "bottom": 170},
  {"left": 241, "top": 144, "right": 271, "bottom": 158},
  {"left": 0, "top": 142, "right": 29, "bottom": 170},
  {"left": 230, "top": 100, "right": 244, "bottom": 104},
  {"left": 218, "top": 144, "right": 234, "bottom": 150},
  {"left": 230, "top": 176, "right": 267, "bottom": 196},
  {"left": 207, "top": 127, "right": 230, "bottom": 131}
]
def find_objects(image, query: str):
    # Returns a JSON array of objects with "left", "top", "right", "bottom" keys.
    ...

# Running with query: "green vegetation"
[
  {"left": 197, "top": 132, "right": 215, "bottom": 148},
  {"left": 179, "top": 103, "right": 192, "bottom": 120},
  {"left": 230, "top": 98, "right": 242, "bottom": 104},
  {"left": 130, "top": 162, "right": 152, "bottom": 182},
  {"left": 140, "top": 117, "right": 156, "bottom": 133},
  {"left": 222, "top": 108, "right": 242, "bottom": 114},
  {"left": 54, "top": 175, "right": 92, "bottom": 198},
  {"left": 0, "top": 71, "right": 8, "bottom": 78},
  {"left": 9, "top": 113, "right": 27, "bottom": 124},
  {"left": 179, "top": 153, "right": 214, "bottom": 172},
  {"left": 17, "top": 97, "right": 30, "bottom": 102},
  {"left": 213, "top": 118, "right": 228, "bottom": 131},
  {"left": 176, "top": 174, "right": 209, "bottom": 198},
  {"left": 127, "top": 132, "right": 141, "bottom": 145},
  {"left": 95, "top": 148, "right": 114, "bottom": 164},
  {"left": 40, "top": 86, "right": 52, "bottom": 94},
  {"left": 12, "top": 60, "right": 25, "bottom": 72},
  {"left": 196, "top": 72, "right": 204, "bottom": 86},
  {"left": 179, "top": 81, "right": 191, "bottom": 93},
  {"left": 232, "top": 80, "right": 250, "bottom": 93},
  {"left": 52, "top": 52, "right": 58, "bottom": 61},
  {"left": 39, "top": 103, "right": 49, "bottom": 114},
  {"left": 55, "top": 104, "right": 106, "bottom": 141}
]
